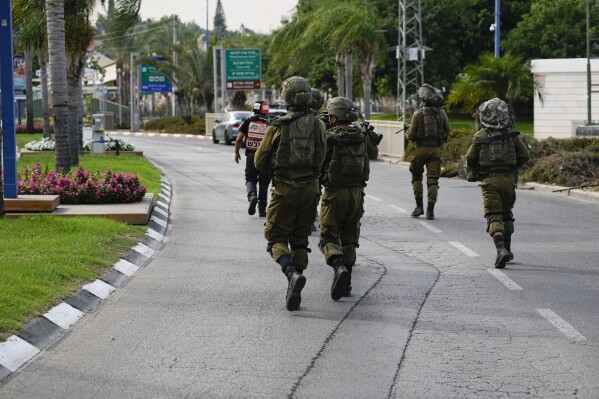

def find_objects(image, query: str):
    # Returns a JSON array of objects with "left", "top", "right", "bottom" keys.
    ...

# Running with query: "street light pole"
[
  {"left": 494, "top": 0, "right": 501, "bottom": 58},
  {"left": 130, "top": 52, "right": 140, "bottom": 132},
  {"left": 587, "top": 0, "right": 592, "bottom": 125},
  {"left": 117, "top": 67, "right": 122, "bottom": 127}
]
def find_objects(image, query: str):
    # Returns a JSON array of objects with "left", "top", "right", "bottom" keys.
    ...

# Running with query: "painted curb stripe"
[
  {"left": 0, "top": 336, "right": 40, "bottom": 372},
  {"left": 113, "top": 259, "right": 140, "bottom": 276},
  {"left": 420, "top": 221, "right": 441, "bottom": 233},
  {"left": 387, "top": 204, "right": 407, "bottom": 213},
  {"left": 153, "top": 206, "right": 168, "bottom": 217},
  {"left": 17, "top": 318, "right": 64, "bottom": 349},
  {"left": 159, "top": 193, "right": 170, "bottom": 202},
  {"left": 150, "top": 215, "right": 168, "bottom": 228},
  {"left": 43, "top": 303, "right": 85, "bottom": 330},
  {"left": 449, "top": 241, "right": 479, "bottom": 257},
  {"left": 487, "top": 269, "right": 522, "bottom": 290},
  {"left": 82, "top": 280, "right": 116, "bottom": 299},
  {"left": 156, "top": 200, "right": 169, "bottom": 210},
  {"left": 132, "top": 243, "right": 155, "bottom": 258},
  {"left": 146, "top": 228, "right": 164, "bottom": 242},
  {"left": 536, "top": 309, "right": 586, "bottom": 342},
  {"left": 162, "top": 186, "right": 172, "bottom": 194}
]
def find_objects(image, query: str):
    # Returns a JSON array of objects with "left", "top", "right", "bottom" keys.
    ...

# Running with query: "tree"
[
  {"left": 213, "top": 0, "right": 227, "bottom": 39},
  {"left": 446, "top": 53, "right": 535, "bottom": 118}
]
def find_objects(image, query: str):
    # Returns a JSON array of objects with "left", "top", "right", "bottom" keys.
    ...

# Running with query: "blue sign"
[{"left": 140, "top": 64, "right": 172, "bottom": 94}]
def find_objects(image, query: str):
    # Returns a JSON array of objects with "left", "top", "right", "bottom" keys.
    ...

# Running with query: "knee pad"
[
  {"left": 486, "top": 214, "right": 504, "bottom": 236},
  {"left": 427, "top": 178, "right": 439, "bottom": 188}
]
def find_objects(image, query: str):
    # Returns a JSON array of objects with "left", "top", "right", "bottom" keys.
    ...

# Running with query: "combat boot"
[
  {"left": 278, "top": 255, "right": 306, "bottom": 311},
  {"left": 504, "top": 233, "right": 514, "bottom": 261},
  {"left": 342, "top": 264, "right": 353, "bottom": 297},
  {"left": 426, "top": 202, "right": 435, "bottom": 220},
  {"left": 330, "top": 256, "right": 350, "bottom": 301},
  {"left": 411, "top": 198, "right": 424, "bottom": 218},
  {"left": 248, "top": 195, "right": 258, "bottom": 215},
  {"left": 258, "top": 204, "right": 267, "bottom": 218},
  {"left": 493, "top": 234, "right": 510, "bottom": 269}
]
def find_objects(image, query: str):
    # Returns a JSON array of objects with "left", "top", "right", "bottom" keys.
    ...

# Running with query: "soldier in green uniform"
[
  {"left": 318, "top": 97, "right": 375, "bottom": 300},
  {"left": 254, "top": 76, "right": 327, "bottom": 311},
  {"left": 405, "top": 84, "right": 450, "bottom": 220},
  {"left": 465, "top": 98, "right": 530, "bottom": 269}
]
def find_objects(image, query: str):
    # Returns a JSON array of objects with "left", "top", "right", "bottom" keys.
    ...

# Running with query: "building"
[{"left": 531, "top": 58, "right": 599, "bottom": 139}]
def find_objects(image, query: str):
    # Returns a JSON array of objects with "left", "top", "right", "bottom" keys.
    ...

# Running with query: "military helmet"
[
  {"left": 281, "top": 76, "right": 312, "bottom": 106},
  {"left": 326, "top": 96, "right": 359, "bottom": 123},
  {"left": 310, "top": 88, "right": 324, "bottom": 111},
  {"left": 417, "top": 83, "right": 443, "bottom": 106},
  {"left": 479, "top": 98, "right": 511, "bottom": 129},
  {"left": 252, "top": 100, "right": 269, "bottom": 115}
]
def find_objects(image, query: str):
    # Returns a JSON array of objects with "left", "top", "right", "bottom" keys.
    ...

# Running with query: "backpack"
[
  {"left": 416, "top": 107, "right": 446, "bottom": 146},
  {"left": 272, "top": 113, "right": 324, "bottom": 180},
  {"left": 326, "top": 127, "right": 369, "bottom": 187},
  {"left": 475, "top": 129, "right": 519, "bottom": 168}
]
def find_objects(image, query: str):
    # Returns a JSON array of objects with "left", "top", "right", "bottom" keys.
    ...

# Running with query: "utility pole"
[
  {"left": 172, "top": 15, "right": 179, "bottom": 117},
  {"left": 398, "top": 0, "right": 424, "bottom": 124},
  {"left": 206, "top": 0, "right": 210, "bottom": 53},
  {"left": 587, "top": 0, "right": 592, "bottom": 125},
  {"left": 130, "top": 52, "right": 140, "bottom": 132},
  {"left": 494, "top": 0, "right": 501, "bottom": 58}
]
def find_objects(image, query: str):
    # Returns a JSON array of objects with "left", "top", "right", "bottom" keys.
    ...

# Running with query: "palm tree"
[{"left": 446, "top": 52, "right": 536, "bottom": 115}]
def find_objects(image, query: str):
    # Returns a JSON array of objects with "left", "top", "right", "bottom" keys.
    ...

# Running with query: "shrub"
[
  {"left": 24, "top": 137, "right": 55, "bottom": 151},
  {"left": 14, "top": 163, "right": 147, "bottom": 204},
  {"left": 143, "top": 116, "right": 206, "bottom": 134},
  {"left": 82, "top": 137, "right": 135, "bottom": 151},
  {"left": 15, "top": 123, "right": 54, "bottom": 134}
]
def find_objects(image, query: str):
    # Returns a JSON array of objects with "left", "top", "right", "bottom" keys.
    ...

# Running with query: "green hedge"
[{"left": 143, "top": 116, "right": 206, "bottom": 134}]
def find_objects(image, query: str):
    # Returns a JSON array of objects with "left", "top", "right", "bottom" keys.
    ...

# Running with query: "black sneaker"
[
  {"left": 286, "top": 272, "right": 306, "bottom": 311},
  {"left": 248, "top": 197, "right": 258, "bottom": 215}
]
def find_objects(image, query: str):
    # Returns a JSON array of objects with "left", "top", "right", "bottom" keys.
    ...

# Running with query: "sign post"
[
  {"left": 0, "top": 0, "right": 18, "bottom": 198},
  {"left": 225, "top": 49, "right": 262, "bottom": 90}
]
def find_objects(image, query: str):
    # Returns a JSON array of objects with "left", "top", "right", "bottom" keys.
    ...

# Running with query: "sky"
[{"left": 96, "top": 0, "right": 298, "bottom": 34}]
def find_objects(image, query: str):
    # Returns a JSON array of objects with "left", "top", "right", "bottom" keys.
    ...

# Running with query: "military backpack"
[
  {"left": 475, "top": 129, "right": 519, "bottom": 170},
  {"left": 415, "top": 107, "right": 446, "bottom": 146},
  {"left": 325, "top": 126, "right": 369, "bottom": 188}
]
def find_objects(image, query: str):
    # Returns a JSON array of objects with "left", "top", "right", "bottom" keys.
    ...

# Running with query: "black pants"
[{"left": 245, "top": 152, "right": 271, "bottom": 209}]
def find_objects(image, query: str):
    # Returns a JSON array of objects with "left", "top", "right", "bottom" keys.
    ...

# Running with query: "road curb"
[
  {"left": 520, "top": 182, "right": 599, "bottom": 203},
  {"left": 107, "top": 130, "right": 211, "bottom": 140},
  {"left": 0, "top": 176, "right": 173, "bottom": 383}
]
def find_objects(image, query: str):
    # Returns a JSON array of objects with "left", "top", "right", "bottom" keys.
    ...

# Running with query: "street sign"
[
  {"left": 225, "top": 49, "right": 261, "bottom": 90},
  {"left": 140, "top": 64, "right": 172, "bottom": 94}
]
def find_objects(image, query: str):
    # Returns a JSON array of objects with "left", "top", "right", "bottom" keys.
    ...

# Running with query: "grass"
[{"left": 0, "top": 134, "right": 163, "bottom": 340}]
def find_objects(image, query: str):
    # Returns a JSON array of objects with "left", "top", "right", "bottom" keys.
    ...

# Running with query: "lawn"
[{"left": 0, "top": 134, "right": 163, "bottom": 340}]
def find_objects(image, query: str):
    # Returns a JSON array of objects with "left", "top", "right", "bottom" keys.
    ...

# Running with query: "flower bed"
[{"left": 14, "top": 163, "right": 147, "bottom": 204}]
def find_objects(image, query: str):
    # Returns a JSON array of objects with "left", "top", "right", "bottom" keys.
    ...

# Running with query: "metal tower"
[{"left": 397, "top": 0, "right": 424, "bottom": 123}]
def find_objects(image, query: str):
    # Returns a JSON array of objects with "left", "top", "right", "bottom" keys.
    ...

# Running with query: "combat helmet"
[
  {"left": 417, "top": 83, "right": 444, "bottom": 106},
  {"left": 252, "top": 100, "right": 270, "bottom": 115},
  {"left": 281, "top": 76, "right": 312, "bottom": 106},
  {"left": 479, "top": 98, "right": 511, "bottom": 130},
  {"left": 326, "top": 97, "right": 359, "bottom": 123},
  {"left": 310, "top": 88, "right": 324, "bottom": 111}
]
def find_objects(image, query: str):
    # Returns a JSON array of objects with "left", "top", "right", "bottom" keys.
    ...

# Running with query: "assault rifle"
[
  {"left": 358, "top": 113, "right": 383, "bottom": 145},
  {"left": 552, "top": 183, "right": 599, "bottom": 195},
  {"left": 395, "top": 124, "right": 410, "bottom": 134}
]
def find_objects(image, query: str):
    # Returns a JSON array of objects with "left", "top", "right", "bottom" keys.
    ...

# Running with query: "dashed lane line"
[
  {"left": 448, "top": 241, "right": 479, "bottom": 257},
  {"left": 366, "top": 195, "right": 383, "bottom": 202},
  {"left": 487, "top": 269, "right": 523, "bottom": 290},
  {"left": 420, "top": 221, "right": 441, "bottom": 233},
  {"left": 536, "top": 308, "right": 586, "bottom": 342},
  {"left": 387, "top": 204, "right": 407, "bottom": 213}
]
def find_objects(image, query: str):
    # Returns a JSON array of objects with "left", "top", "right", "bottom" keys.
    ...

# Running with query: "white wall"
[{"left": 532, "top": 58, "right": 599, "bottom": 139}]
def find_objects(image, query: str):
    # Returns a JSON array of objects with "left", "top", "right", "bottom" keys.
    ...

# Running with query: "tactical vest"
[
  {"left": 476, "top": 128, "right": 519, "bottom": 173},
  {"left": 272, "top": 113, "right": 324, "bottom": 181},
  {"left": 245, "top": 116, "right": 269, "bottom": 151},
  {"left": 416, "top": 107, "right": 446, "bottom": 146},
  {"left": 325, "top": 126, "right": 369, "bottom": 188}
]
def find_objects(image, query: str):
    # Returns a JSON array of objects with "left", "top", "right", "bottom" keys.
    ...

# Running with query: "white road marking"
[
  {"left": 146, "top": 228, "right": 165, "bottom": 242},
  {"left": 387, "top": 204, "right": 407, "bottom": 213},
  {"left": 487, "top": 269, "right": 522, "bottom": 290},
  {"left": 0, "top": 336, "right": 40, "bottom": 372},
  {"left": 536, "top": 308, "right": 586, "bottom": 342},
  {"left": 420, "top": 221, "right": 441, "bottom": 233},
  {"left": 365, "top": 195, "right": 382, "bottom": 202},
  {"left": 133, "top": 243, "right": 156, "bottom": 258},
  {"left": 448, "top": 241, "right": 479, "bottom": 257},
  {"left": 43, "top": 302, "right": 84, "bottom": 330}
]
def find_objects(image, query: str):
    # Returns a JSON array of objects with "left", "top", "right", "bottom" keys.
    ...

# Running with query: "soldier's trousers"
[
  {"left": 318, "top": 187, "right": 365, "bottom": 267},
  {"left": 480, "top": 174, "right": 516, "bottom": 236},
  {"left": 409, "top": 146, "right": 442, "bottom": 203},
  {"left": 245, "top": 152, "right": 271, "bottom": 209},
  {"left": 264, "top": 180, "right": 320, "bottom": 271}
]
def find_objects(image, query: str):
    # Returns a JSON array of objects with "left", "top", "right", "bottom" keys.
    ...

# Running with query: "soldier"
[
  {"left": 405, "top": 84, "right": 450, "bottom": 220},
  {"left": 465, "top": 98, "right": 530, "bottom": 269},
  {"left": 235, "top": 100, "right": 272, "bottom": 217},
  {"left": 318, "top": 97, "right": 371, "bottom": 299},
  {"left": 254, "top": 76, "right": 327, "bottom": 311},
  {"left": 309, "top": 88, "right": 325, "bottom": 234}
]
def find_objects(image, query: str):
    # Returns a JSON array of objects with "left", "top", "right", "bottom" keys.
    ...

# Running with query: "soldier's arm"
[
  {"left": 465, "top": 131, "right": 482, "bottom": 165},
  {"left": 442, "top": 108, "right": 451, "bottom": 141},
  {"left": 405, "top": 111, "right": 419, "bottom": 140},
  {"left": 367, "top": 135, "right": 379, "bottom": 160},
  {"left": 513, "top": 136, "right": 530, "bottom": 166},
  {"left": 254, "top": 126, "right": 278, "bottom": 173},
  {"left": 234, "top": 132, "right": 244, "bottom": 164}
]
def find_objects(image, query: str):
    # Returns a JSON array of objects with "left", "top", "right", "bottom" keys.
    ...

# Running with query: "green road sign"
[
  {"left": 140, "top": 64, "right": 172, "bottom": 94},
  {"left": 225, "top": 49, "right": 261, "bottom": 90}
]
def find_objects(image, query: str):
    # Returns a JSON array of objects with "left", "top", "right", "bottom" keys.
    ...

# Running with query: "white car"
[{"left": 212, "top": 111, "right": 252, "bottom": 145}]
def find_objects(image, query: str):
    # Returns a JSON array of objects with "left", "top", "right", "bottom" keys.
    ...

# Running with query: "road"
[{"left": 1, "top": 135, "right": 598, "bottom": 398}]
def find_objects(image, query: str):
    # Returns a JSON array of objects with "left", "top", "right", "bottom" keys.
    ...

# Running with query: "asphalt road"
[{"left": 1, "top": 135, "right": 598, "bottom": 398}]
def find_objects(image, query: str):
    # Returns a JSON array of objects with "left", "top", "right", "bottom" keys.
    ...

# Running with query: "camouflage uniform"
[
  {"left": 405, "top": 84, "right": 450, "bottom": 220},
  {"left": 465, "top": 98, "right": 530, "bottom": 268},
  {"left": 254, "top": 76, "right": 327, "bottom": 311}
]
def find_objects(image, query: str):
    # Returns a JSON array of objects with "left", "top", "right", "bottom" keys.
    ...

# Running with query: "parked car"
[{"left": 212, "top": 111, "right": 252, "bottom": 145}]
